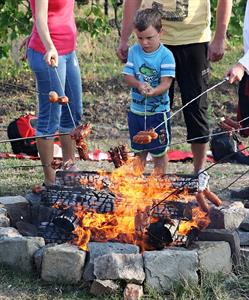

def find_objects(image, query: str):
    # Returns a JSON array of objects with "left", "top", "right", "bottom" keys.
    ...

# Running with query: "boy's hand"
[{"left": 138, "top": 82, "right": 152, "bottom": 96}]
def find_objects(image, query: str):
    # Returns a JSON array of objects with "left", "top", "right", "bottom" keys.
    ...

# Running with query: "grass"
[{"left": 1, "top": 264, "right": 249, "bottom": 300}]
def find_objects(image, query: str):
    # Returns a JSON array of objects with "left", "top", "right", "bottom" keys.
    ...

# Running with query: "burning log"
[{"left": 147, "top": 218, "right": 173, "bottom": 250}]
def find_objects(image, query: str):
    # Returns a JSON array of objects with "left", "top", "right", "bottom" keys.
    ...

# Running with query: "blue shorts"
[
  {"left": 27, "top": 48, "right": 83, "bottom": 137},
  {"left": 128, "top": 110, "right": 171, "bottom": 157}
]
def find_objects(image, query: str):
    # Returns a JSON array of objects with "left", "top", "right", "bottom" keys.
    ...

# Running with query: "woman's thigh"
[{"left": 27, "top": 48, "right": 68, "bottom": 135}]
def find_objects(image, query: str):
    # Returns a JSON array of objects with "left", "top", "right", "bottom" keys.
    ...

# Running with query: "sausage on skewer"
[
  {"left": 133, "top": 134, "right": 152, "bottom": 144},
  {"left": 196, "top": 191, "right": 210, "bottom": 213},
  {"left": 203, "top": 189, "right": 222, "bottom": 207}
]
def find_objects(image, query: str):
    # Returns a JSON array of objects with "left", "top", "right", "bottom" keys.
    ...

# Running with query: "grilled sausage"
[
  {"left": 137, "top": 130, "right": 158, "bottom": 140},
  {"left": 58, "top": 96, "right": 69, "bottom": 105},
  {"left": 49, "top": 91, "right": 58, "bottom": 103},
  {"left": 133, "top": 134, "right": 152, "bottom": 144},
  {"left": 203, "top": 189, "right": 222, "bottom": 207},
  {"left": 196, "top": 191, "right": 210, "bottom": 213}
]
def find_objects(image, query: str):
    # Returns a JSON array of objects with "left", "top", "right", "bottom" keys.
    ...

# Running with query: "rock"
[
  {"left": 94, "top": 253, "right": 145, "bottom": 284},
  {"left": 41, "top": 243, "right": 86, "bottom": 284},
  {"left": 239, "top": 214, "right": 249, "bottom": 231},
  {"left": 192, "top": 241, "right": 232, "bottom": 274},
  {"left": 0, "top": 227, "right": 22, "bottom": 238},
  {"left": 143, "top": 249, "right": 198, "bottom": 292},
  {"left": 209, "top": 202, "right": 246, "bottom": 230},
  {"left": 197, "top": 229, "right": 240, "bottom": 266},
  {"left": 83, "top": 242, "right": 139, "bottom": 281},
  {"left": 90, "top": 279, "right": 119, "bottom": 296},
  {"left": 0, "top": 236, "right": 44, "bottom": 272},
  {"left": 123, "top": 284, "right": 143, "bottom": 300}
]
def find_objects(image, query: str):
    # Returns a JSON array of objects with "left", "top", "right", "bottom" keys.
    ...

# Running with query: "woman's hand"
[{"left": 44, "top": 47, "right": 58, "bottom": 66}]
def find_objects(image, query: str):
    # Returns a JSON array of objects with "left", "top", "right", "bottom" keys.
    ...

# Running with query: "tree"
[{"left": 0, "top": 0, "right": 121, "bottom": 58}]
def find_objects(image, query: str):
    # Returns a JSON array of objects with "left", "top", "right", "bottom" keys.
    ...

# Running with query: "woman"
[{"left": 27, "top": 0, "right": 83, "bottom": 186}]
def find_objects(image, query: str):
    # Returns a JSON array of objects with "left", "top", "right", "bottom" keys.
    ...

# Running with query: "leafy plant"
[
  {"left": 211, "top": 0, "right": 246, "bottom": 42},
  {"left": 0, "top": 0, "right": 123, "bottom": 58}
]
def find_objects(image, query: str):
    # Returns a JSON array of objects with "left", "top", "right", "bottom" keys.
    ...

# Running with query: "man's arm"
[
  {"left": 208, "top": 0, "right": 232, "bottom": 62},
  {"left": 117, "top": 0, "right": 142, "bottom": 63}
]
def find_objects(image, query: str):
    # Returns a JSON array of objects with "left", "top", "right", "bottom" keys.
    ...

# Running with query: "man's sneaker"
[
  {"left": 197, "top": 171, "right": 210, "bottom": 192},
  {"left": 230, "top": 187, "right": 249, "bottom": 199}
]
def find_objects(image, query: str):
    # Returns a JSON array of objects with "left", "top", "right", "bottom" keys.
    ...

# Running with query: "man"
[
  {"left": 117, "top": 0, "right": 232, "bottom": 190},
  {"left": 226, "top": 0, "right": 249, "bottom": 200}
]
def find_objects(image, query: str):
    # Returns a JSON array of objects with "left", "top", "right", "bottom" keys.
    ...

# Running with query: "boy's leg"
[
  {"left": 153, "top": 153, "right": 168, "bottom": 175},
  {"left": 136, "top": 152, "right": 148, "bottom": 173}
]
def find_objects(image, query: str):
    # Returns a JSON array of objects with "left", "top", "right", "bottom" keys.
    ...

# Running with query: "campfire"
[{"left": 40, "top": 156, "right": 214, "bottom": 252}]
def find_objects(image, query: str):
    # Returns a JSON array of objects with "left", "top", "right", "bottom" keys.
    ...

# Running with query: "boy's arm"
[
  {"left": 208, "top": 0, "right": 232, "bottom": 62},
  {"left": 124, "top": 74, "right": 149, "bottom": 94},
  {"left": 145, "top": 77, "right": 173, "bottom": 97}
]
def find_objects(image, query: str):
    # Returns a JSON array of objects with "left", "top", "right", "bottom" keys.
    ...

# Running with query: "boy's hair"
[{"left": 134, "top": 8, "right": 162, "bottom": 33}]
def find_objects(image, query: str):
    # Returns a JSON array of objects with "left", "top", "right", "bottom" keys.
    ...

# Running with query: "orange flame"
[{"left": 72, "top": 157, "right": 210, "bottom": 250}]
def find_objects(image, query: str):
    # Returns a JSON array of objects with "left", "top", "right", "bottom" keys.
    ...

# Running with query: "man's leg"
[
  {"left": 166, "top": 43, "right": 210, "bottom": 175},
  {"left": 191, "top": 143, "right": 208, "bottom": 174}
]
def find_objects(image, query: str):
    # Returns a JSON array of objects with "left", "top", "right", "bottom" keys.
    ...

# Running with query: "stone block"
[
  {"left": 143, "top": 249, "right": 198, "bottom": 292},
  {"left": 94, "top": 253, "right": 145, "bottom": 284},
  {"left": 90, "top": 279, "right": 119, "bottom": 296},
  {"left": 192, "top": 241, "right": 232, "bottom": 274},
  {"left": 0, "top": 236, "right": 44, "bottom": 272},
  {"left": 83, "top": 242, "right": 139, "bottom": 281},
  {"left": 124, "top": 283, "right": 143, "bottom": 300},
  {"left": 41, "top": 243, "right": 86, "bottom": 284}
]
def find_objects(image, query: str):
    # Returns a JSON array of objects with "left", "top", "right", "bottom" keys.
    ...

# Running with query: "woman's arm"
[{"left": 35, "top": 0, "right": 58, "bottom": 65}]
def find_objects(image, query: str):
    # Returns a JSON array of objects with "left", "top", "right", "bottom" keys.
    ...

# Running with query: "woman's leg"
[
  {"left": 37, "top": 138, "right": 55, "bottom": 185},
  {"left": 60, "top": 52, "right": 83, "bottom": 165},
  {"left": 27, "top": 48, "right": 67, "bottom": 184}
]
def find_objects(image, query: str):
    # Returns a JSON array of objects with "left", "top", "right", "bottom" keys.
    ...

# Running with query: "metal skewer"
[
  {"left": 153, "top": 78, "right": 228, "bottom": 131},
  {"left": 52, "top": 65, "right": 77, "bottom": 129}
]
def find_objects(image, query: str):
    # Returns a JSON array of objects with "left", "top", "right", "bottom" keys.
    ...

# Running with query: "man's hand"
[
  {"left": 225, "top": 63, "right": 245, "bottom": 84},
  {"left": 116, "top": 40, "right": 129, "bottom": 63},
  {"left": 208, "top": 37, "right": 225, "bottom": 62}
]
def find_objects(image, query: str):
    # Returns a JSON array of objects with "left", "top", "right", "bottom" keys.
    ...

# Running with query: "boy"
[{"left": 123, "top": 8, "right": 175, "bottom": 175}]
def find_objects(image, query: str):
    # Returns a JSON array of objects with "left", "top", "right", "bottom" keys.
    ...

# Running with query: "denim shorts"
[
  {"left": 128, "top": 110, "right": 171, "bottom": 157},
  {"left": 27, "top": 48, "right": 83, "bottom": 137}
]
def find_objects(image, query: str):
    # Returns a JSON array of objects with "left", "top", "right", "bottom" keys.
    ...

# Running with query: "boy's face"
[{"left": 134, "top": 25, "right": 162, "bottom": 53}]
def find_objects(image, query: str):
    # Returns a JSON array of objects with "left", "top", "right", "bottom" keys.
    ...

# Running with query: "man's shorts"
[
  {"left": 165, "top": 42, "right": 210, "bottom": 143},
  {"left": 128, "top": 110, "right": 171, "bottom": 157}
]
